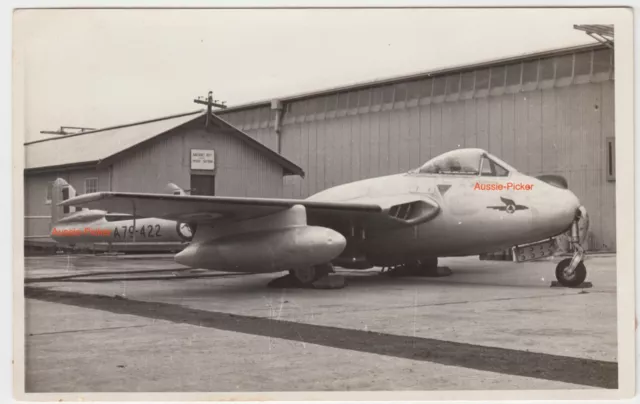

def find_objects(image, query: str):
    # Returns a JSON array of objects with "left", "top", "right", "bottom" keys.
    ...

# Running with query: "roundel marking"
[{"left": 177, "top": 222, "right": 194, "bottom": 241}]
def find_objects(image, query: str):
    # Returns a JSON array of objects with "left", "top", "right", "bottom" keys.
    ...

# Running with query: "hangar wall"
[{"left": 219, "top": 45, "right": 616, "bottom": 251}]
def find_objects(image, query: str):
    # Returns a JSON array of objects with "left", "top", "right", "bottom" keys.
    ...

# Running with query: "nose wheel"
[{"left": 555, "top": 257, "right": 587, "bottom": 287}]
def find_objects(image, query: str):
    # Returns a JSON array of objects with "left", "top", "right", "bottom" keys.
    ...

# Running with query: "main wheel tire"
[
  {"left": 291, "top": 263, "right": 333, "bottom": 285},
  {"left": 555, "top": 258, "right": 587, "bottom": 287},
  {"left": 387, "top": 257, "right": 439, "bottom": 277},
  {"left": 418, "top": 256, "right": 438, "bottom": 273},
  {"left": 290, "top": 267, "right": 317, "bottom": 285}
]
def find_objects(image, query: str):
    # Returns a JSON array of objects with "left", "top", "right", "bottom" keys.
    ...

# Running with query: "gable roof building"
[
  {"left": 24, "top": 109, "right": 304, "bottom": 241},
  {"left": 25, "top": 110, "right": 303, "bottom": 176}
]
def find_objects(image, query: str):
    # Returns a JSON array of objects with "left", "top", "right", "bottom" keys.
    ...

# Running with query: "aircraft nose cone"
[{"left": 554, "top": 189, "right": 581, "bottom": 230}]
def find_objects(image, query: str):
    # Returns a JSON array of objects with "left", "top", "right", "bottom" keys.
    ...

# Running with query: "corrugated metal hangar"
[
  {"left": 24, "top": 111, "right": 303, "bottom": 241},
  {"left": 24, "top": 42, "right": 615, "bottom": 251},
  {"left": 216, "top": 43, "right": 616, "bottom": 251}
]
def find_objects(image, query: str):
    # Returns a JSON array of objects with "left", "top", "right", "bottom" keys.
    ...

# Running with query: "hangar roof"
[
  {"left": 215, "top": 42, "right": 608, "bottom": 113},
  {"left": 24, "top": 110, "right": 304, "bottom": 177}
]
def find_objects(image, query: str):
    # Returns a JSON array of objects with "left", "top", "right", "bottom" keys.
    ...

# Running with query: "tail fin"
[
  {"left": 164, "top": 182, "right": 187, "bottom": 196},
  {"left": 50, "top": 178, "right": 77, "bottom": 227}
]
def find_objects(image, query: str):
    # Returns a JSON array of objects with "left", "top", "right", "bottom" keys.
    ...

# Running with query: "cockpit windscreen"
[{"left": 414, "top": 149, "right": 510, "bottom": 176}]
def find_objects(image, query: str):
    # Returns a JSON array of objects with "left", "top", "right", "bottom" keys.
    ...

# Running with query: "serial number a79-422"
[{"left": 113, "top": 224, "right": 162, "bottom": 239}]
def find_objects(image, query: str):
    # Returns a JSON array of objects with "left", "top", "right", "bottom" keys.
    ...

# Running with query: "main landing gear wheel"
[
  {"left": 267, "top": 263, "right": 340, "bottom": 289},
  {"left": 384, "top": 257, "right": 450, "bottom": 277},
  {"left": 555, "top": 258, "right": 587, "bottom": 288},
  {"left": 417, "top": 257, "right": 439, "bottom": 275},
  {"left": 291, "top": 263, "right": 334, "bottom": 285}
]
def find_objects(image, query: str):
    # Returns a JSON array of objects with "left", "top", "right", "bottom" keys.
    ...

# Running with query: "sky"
[{"left": 14, "top": 8, "right": 599, "bottom": 142}]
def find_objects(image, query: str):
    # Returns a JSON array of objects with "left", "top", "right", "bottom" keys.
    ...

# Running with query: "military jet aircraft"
[
  {"left": 60, "top": 148, "right": 590, "bottom": 288},
  {"left": 49, "top": 178, "right": 194, "bottom": 249}
]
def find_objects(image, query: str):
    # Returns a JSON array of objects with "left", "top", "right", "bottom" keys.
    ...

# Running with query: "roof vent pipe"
[{"left": 271, "top": 99, "right": 284, "bottom": 153}]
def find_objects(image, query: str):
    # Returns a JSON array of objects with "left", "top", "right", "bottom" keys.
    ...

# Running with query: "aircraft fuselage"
[
  {"left": 308, "top": 170, "right": 579, "bottom": 265},
  {"left": 50, "top": 215, "right": 193, "bottom": 247}
]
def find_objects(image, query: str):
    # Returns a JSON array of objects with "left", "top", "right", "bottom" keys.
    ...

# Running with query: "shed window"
[
  {"left": 606, "top": 137, "right": 615, "bottom": 181},
  {"left": 85, "top": 178, "right": 98, "bottom": 194}
]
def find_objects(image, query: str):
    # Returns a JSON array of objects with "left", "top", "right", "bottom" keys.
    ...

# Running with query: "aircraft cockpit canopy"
[{"left": 413, "top": 149, "right": 514, "bottom": 176}]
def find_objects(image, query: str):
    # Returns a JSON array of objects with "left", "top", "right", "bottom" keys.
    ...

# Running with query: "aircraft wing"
[{"left": 60, "top": 192, "right": 440, "bottom": 231}]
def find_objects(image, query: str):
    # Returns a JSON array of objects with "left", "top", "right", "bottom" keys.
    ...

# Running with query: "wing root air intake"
[{"left": 387, "top": 200, "right": 440, "bottom": 225}]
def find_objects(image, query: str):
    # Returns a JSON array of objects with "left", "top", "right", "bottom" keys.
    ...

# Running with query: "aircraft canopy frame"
[{"left": 411, "top": 148, "right": 516, "bottom": 177}]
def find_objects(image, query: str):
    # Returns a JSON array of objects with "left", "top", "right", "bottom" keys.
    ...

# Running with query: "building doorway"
[{"left": 190, "top": 174, "right": 215, "bottom": 196}]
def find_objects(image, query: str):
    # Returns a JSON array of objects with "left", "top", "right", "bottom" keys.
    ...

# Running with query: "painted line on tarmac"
[
  {"left": 28, "top": 324, "right": 149, "bottom": 337},
  {"left": 25, "top": 271, "right": 254, "bottom": 284},
  {"left": 25, "top": 286, "right": 617, "bottom": 389},
  {"left": 24, "top": 267, "right": 191, "bottom": 283}
]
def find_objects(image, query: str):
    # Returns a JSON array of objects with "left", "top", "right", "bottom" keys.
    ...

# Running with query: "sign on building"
[{"left": 191, "top": 149, "right": 215, "bottom": 170}]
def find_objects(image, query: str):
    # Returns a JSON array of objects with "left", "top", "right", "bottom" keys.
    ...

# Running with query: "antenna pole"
[{"left": 193, "top": 91, "right": 227, "bottom": 127}]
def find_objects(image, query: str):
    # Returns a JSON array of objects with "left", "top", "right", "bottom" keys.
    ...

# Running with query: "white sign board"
[{"left": 191, "top": 149, "right": 215, "bottom": 170}]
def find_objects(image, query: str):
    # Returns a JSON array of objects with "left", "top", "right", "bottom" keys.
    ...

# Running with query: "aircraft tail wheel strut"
[{"left": 555, "top": 218, "right": 587, "bottom": 287}]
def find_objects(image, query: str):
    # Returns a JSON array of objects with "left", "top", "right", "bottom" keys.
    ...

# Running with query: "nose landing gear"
[{"left": 554, "top": 214, "right": 588, "bottom": 288}]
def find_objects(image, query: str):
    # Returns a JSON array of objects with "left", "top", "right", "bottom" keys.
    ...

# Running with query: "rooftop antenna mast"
[
  {"left": 194, "top": 91, "right": 227, "bottom": 127},
  {"left": 573, "top": 24, "right": 614, "bottom": 49}
]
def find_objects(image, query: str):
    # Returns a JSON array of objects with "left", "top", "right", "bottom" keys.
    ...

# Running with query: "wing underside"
[{"left": 60, "top": 192, "right": 440, "bottom": 231}]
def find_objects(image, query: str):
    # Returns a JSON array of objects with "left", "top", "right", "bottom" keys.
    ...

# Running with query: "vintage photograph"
[{"left": 13, "top": 6, "right": 634, "bottom": 401}]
